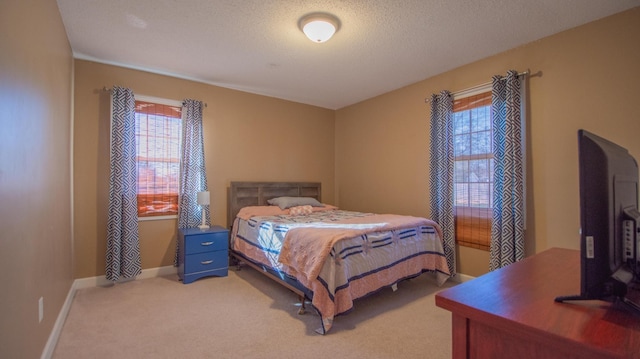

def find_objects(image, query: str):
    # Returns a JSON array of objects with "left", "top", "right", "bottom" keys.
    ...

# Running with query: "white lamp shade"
[
  {"left": 197, "top": 191, "right": 210, "bottom": 206},
  {"left": 299, "top": 13, "right": 339, "bottom": 43},
  {"left": 303, "top": 20, "right": 335, "bottom": 43}
]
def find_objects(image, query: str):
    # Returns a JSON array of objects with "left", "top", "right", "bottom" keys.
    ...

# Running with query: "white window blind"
[
  {"left": 453, "top": 89, "right": 493, "bottom": 250},
  {"left": 134, "top": 97, "right": 182, "bottom": 218}
]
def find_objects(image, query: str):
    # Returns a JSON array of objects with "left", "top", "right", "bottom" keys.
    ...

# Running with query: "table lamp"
[{"left": 197, "top": 191, "right": 210, "bottom": 229}]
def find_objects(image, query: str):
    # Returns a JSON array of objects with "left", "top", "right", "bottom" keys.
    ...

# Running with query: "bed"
[{"left": 227, "top": 181, "right": 451, "bottom": 334}]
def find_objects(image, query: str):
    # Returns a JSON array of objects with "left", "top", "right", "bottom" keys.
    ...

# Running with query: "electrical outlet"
[{"left": 39, "top": 297, "right": 43, "bottom": 323}]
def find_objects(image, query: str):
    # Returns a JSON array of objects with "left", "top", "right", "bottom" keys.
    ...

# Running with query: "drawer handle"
[
  {"left": 201, "top": 260, "right": 213, "bottom": 265},
  {"left": 201, "top": 241, "right": 214, "bottom": 246}
]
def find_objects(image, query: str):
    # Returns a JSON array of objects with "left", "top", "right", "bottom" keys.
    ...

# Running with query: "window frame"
[
  {"left": 134, "top": 95, "right": 183, "bottom": 222},
  {"left": 452, "top": 85, "right": 493, "bottom": 251}
]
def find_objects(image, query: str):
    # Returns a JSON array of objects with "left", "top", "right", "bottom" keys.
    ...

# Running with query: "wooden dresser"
[{"left": 435, "top": 248, "right": 640, "bottom": 359}]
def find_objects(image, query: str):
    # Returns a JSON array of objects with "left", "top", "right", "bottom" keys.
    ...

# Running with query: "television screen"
[{"left": 555, "top": 130, "right": 640, "bottom": 312}]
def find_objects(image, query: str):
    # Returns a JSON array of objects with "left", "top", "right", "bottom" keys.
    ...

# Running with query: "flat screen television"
[{"left": 555, "top": 129, "right": 640, "bottom": 312}]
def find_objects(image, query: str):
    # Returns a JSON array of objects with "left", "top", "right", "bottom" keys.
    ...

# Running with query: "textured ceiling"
[{"left": 56, "top": 0, "right": 639, "bottom": 109}]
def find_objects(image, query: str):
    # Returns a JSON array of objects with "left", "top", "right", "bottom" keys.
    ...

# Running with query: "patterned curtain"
[
  {"left": 178, "top": 99, "right": 210, "bottom": 228},
  {"left": 175, "top": 99, "right": 210, "bottom": 264},
  {"left": 429, "top": 91, "right": 456, "bottom": 276},
  {"left": 106, "top": 86, "right": 142, "bottom": 281},
  {"left": 490, "top": 70, "right": 526, "bottom": 270}
]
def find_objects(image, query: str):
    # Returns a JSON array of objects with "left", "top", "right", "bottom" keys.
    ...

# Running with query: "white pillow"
[{"left": 267, "top": 196, "right": 323, "bottom": 210}]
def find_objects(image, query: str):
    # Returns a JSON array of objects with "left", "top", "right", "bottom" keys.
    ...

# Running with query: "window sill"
[
  {"left": 457, "top": 241, "right": 490, "bottom": 252},
  {"left": 138, "top": 215, "right": 178, "bottom": 222}
]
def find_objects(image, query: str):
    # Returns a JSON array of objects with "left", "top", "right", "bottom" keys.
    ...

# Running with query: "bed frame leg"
[
  {"left": 298, "top": 295, "right": 306, "bottom": 315},
  {"left": 229, "top": 254, "right": 243, "bottom": 271}
]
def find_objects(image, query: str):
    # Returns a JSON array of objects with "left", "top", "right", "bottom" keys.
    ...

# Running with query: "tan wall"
[
  {"left": 2, "top": 2, "right": 636, "bottom": 356},
  {"left": 73, "top": 61, "right": 335, "bottom": 278},
  {"left": 336, "top": 8, "right": 640, "bottom": 277},
  {"left": 0, "top": 0, "right": 74, "bottom": 358}
]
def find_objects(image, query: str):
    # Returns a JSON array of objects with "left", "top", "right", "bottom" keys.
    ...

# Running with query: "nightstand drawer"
[
  {"left": 184, "top": 232, "right": 227, "bottom": 254},
  {"left": 185, "top": 250, "right": 228, "bottom": 273}
]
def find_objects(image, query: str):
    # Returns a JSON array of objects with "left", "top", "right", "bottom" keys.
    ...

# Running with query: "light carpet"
[{"left": 52, "top": 266, "right": 455, "bottom": 359}]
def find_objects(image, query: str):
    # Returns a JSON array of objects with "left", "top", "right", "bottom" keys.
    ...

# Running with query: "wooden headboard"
[{"left": 227, "top": 181, "right": 322, "bottom": 229}]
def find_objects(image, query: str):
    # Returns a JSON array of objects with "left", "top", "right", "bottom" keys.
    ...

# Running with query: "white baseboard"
[
  {"left": 40, "top": 280, "right": 77, "bottom": 359},
  {"left": 40, "top": 265, "right": 177, "bottom": 359},
  {"left": 450, "top": 272, "right": 475, "bottom": 283},
  {"left": 74, "top": 265, "right": 177, "bottom": 289}
]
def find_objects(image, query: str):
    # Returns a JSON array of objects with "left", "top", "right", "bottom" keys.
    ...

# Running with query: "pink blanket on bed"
[{"left": 278, "top": 214, "right": 442, "bottom": 282}]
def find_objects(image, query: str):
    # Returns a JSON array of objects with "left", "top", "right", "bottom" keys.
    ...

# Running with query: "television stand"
[
  {"left": 553, "top": 294, "right": 585, "bottom": 302},
  {"left": 555, "top": 282, "right": 640, "bottom": 316}
]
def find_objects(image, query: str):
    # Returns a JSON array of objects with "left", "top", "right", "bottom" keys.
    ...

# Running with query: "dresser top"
[{"left": 436, "top": 248, "right": 640, "bottom": 358}]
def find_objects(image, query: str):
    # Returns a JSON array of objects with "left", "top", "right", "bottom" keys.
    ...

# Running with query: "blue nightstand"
[{"left": 177, "top": 226, "right": 229, "bottom": 284}]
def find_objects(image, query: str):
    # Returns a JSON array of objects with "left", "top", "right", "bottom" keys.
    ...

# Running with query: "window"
[
  {"left": 453, "top": 91, "right": 493, "bottom": 250},
  {"left": 135, "top": 97, "right": 182, "bottom": 219}
]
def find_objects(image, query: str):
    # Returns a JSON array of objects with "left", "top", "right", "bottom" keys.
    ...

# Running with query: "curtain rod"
[
  {"left": 424, "top": 70, "right": 537, "bottom": 103},
  {"left": 102, "top": 87, "right": 208, "bottom": 107}
]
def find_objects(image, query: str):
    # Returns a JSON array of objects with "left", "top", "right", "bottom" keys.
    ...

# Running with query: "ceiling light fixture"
[{"left": 299, "top": 12, "right": 340, "bottom": 43}]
